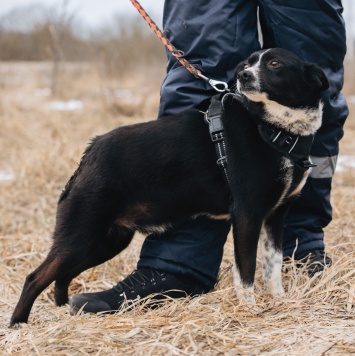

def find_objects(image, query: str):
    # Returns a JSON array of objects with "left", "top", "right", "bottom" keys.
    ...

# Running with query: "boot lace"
[{"left": 113, "top": 269, "right": 166, "bottom": 294}]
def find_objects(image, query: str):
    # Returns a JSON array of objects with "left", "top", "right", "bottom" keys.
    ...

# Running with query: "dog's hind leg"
[
  {"left": 260, "top": 206, "right": 290, "bottom": 297},
  {"left": 10, "top": 244, "right": 82, "bottom": 327},
  {"left": 231, "top": 212, "right": 262, "bottom": 304},
  {"left": 10, "top": 192, "right": 122, "bottom": 327},
  {"left": 54, "top": 225, "right": 134, "bottom": 306}
]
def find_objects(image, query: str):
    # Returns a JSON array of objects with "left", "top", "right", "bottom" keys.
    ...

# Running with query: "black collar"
[{"left": 257, "top": 124, "right": 316, "bottom": 171}]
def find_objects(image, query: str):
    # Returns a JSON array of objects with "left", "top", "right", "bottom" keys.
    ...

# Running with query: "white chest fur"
[{"left": 244, "top": 92, "right": 323, "bottom": 136}]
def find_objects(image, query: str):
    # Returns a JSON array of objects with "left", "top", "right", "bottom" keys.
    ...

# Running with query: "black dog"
[{"left": 10, "top": 48, "right": 328, "bottom": 326}]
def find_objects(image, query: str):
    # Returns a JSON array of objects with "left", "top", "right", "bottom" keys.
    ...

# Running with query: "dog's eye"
[
  {"left": 269, "top": 60, "right": 281, "bottom": 68},
  {"left": 243, "top": 64, "right": 249, "bottom": 70}
]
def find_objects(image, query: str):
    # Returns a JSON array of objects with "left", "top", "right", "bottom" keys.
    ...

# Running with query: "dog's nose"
[{"left": 237, "top": 71, "right": 253, "bottom": 82}]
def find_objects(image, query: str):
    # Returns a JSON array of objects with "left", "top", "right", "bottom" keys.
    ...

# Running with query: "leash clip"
[{"left": 198, "top": 73, "right": 229, "bottom": 93}]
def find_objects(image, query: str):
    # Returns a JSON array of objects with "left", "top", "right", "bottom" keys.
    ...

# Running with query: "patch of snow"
[
  {"left": 0, "top": 170, "right": 15, "bottom": 181},
  {"left": 34, "top": 88, "right": 51, "bottom": 97},
  {"left": 115, "top": 89, "right": 131, "bottom": 98},
  {"left": 47, "top": 100, "right": 83, "bottom": 111},
  {"left": 336, "top": 155, "right": 355, "bottom": 172},
  {"left": 101, "top": 88, "right": 132, "bottom": 98}
]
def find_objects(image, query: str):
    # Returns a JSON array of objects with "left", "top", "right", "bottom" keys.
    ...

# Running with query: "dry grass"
[{"left": 0, "top": 59, "right": 355, "bottom": 355}]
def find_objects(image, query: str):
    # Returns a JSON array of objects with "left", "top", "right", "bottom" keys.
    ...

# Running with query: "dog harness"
[{"left": 205, "top": 94, "right": 317, "bottom": 184}]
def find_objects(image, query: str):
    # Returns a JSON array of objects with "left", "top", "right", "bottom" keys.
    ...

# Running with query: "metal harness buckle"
[{"left": 205, "top": 114, "right": 225, "bottom": 142}]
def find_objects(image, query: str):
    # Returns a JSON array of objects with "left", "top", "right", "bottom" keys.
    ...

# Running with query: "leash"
[{"left": 129, "top": 0, "right": 229, "bottom": 93}]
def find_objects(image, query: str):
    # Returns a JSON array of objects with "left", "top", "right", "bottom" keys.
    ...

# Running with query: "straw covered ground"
[{"left": 0, "top": 60, "right": 355, "bottom": 355}]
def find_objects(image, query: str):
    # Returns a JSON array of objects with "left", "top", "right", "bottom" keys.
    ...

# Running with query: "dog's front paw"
[
  {"left": 235, "top": 287, "right": 256, "bottom": 305},
  {"left": 271, "top": 288, "right": 286, "bottom": 299},
  {"left": 265, "top": 280, "right": 285, "bottom": 298},
  {"left": 232, "top": 264, "right": 256, "bottom": 305}
]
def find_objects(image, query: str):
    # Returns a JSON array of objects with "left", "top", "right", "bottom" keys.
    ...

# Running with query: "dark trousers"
[{"left": 138, "top": 0, "right": 348, "bottom": 290}]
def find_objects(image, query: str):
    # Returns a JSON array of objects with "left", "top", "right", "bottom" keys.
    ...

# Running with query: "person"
[{"left": 69, "top": 0, "right": 348, "bottom": 314}]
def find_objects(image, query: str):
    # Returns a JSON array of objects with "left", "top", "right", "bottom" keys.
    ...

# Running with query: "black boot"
[
  {"left": 295, "top": 249, "right": 332, "bottom": 276},
  {"left": 69, "top": 267, "right": 208, "bottom": 315}
]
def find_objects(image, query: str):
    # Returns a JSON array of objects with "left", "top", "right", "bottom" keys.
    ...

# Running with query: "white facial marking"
[
  {"left": 232, "top": 264, "right": 256, "bottom": 304},
  {"left": 242, "top": 49, "right": 271, "bottom": 91},
  {"left": 260, "top": 227, "right": 285, "bottom": 297}
]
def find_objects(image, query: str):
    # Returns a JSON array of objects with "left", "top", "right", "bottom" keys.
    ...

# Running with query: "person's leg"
[
  {"left": 258, "top": 0, "right": 348, "bottom": 270},
  {"left": 139, "top": 0, "right": 261, "bottom": 291},
  {"left": 70, "top": 0, "right": 261, "bottom": 314},
  {"left": 138, "top": 217, "right": 230, "bottom": 290},
  {"left": 138, "top": 0, "right": 262, "bottom": 291},
  {"left": 159, "top": 0, "right": 260, "bottom": 116}
]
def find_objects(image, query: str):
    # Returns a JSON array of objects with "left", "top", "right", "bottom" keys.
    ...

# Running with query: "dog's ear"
[{"left": 304, "top": 63, "right": 329, "bottom": 92}]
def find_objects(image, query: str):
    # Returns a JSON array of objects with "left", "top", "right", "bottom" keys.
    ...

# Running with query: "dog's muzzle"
[
  {"left": 237, "top": 70, "right": 257, "bottom": 92},
  {"left": 237, "top": 70, "right": 254, "bottom": 83}
]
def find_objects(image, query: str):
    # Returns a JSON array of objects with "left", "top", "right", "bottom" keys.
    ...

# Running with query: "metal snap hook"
[{"left": 198, "top": 73, "right": 229, "bottom": 93}]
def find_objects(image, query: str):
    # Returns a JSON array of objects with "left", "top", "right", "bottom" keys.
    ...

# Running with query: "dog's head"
[
  {"left": 234, "top": 48, "right": 329, "bottom": 136},
  {"left": 235, "top": 48, "right": 329, "bottom": 108}
]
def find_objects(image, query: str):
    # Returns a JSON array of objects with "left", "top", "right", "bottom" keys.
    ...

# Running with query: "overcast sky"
[
  {"left": 0, "top": 0, "right": 164, "bottom": 29},
  {"left": 0, "top": 0, "right": 353, "bottom": 39}
]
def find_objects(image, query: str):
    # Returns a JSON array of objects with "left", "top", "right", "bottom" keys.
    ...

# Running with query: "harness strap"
[{"left": 205, "top": 95, "right": 230, "bottom": 184}]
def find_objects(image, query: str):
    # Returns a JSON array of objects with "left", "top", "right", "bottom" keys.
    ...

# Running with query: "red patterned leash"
[{"left": 129, "top": 0, "right": 229, "bottom": 92}]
